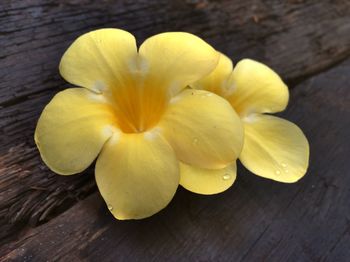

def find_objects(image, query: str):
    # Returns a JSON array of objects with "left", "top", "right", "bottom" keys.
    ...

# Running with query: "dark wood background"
[{"left": 1, "top": 0, "right": 350, "bottom": 261}]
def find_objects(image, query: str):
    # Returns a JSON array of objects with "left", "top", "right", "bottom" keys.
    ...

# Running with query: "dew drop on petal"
[
  {"left": 281, "top": 162, "right": 287, "bottom": 168},
  {"left": 192, "top": 138, "right": 199, "bottom": 145},
  {"left": 223, "top": 173, "right": 231, "bottom": 180},
  {"left": 275, "top": 170, "right": 281, "bottom": 175},
  {"left": 93, "top": 80, "right": 106, "bottom": 94},
  {"left": 222, "top": 81, "right": 236, "bottom": 96},
  {"left": 107, "top": 204, "right": 113, "bottom": 211}
]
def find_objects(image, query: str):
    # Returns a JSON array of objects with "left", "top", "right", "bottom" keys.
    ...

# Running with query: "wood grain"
[
  {"left": 1, "top": 0, "right": 350, "bottom": 259},
  {"left": 1, "top": 58, "right": 350, "bottom": 261}
]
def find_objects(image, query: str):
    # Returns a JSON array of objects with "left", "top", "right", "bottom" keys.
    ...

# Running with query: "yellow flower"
[
  {"left": 191, "top": 53, "right": 309, "bottom": 184},
  {"left": 34, "top": 29, "right": 244, "bottom": 219}
]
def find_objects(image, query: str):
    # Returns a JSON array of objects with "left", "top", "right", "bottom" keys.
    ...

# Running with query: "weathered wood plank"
[
  {"left": 1, "top": 0, "right": 350, "bottom": 247},
  {"left": 1, "top": 0, "right": 350, "bottom": 106},
  {"left": 1, "top": 56, "right": 349, "bottom": 262}
]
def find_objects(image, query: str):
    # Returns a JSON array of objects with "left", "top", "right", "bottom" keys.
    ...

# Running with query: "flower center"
[{"left": 104, "top": 77, "right": 168, "bottom": 133}]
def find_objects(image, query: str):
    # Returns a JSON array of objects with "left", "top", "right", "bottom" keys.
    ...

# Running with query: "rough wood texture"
[
  {"left": 1, "top": 0, "right": 350, "bottom": 260},
  {"left": 1, "top": 58, "right": 350, "bottom": 261}
]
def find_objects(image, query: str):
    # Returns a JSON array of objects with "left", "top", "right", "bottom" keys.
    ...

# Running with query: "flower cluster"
[{"left": 35, "top": 29, "right": 309, "bottom": 220}]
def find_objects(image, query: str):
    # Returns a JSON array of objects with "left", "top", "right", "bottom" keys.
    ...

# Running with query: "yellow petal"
[
  {"left": 35, "top": 88, "right": 117, "bottom": 175},
  {"left": 95, "top": 131, "right": 179, "bottom": 220},
  {"left": 227, "top": 59, "right": 289, "bottom": 116},
  {"left": 139, "top": 32, "right": 219, "bottom": 96},
  {"left": 192, "top": 52, "right": 233, "bottom": 96},
  {"left": 59, "top": 28, "right": 137, "bottom": 92},
  {"left": 179, "top": 162, "right": 236, "bottom": 195},
  {"left": 239, "top": 115, "right": 309, "bottom": 183},
  {"left": 159, "top": 89, "right": 244, "bottom": 169}
]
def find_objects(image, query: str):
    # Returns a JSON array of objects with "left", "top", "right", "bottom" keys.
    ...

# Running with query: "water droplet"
[
  {"left": 281, "top": 162, "right": 287, "bottom": 168},
  {"left": 93, "top": 80, "right": 106, "bottom": 94},
  {"left": 192, "top": 138, "right": 198, "bottom": 145},
  {"left": 285, "top": 169, "right": 289, "bottom": 173},
  {"left": 107, "top": 204, "right": 113, "bottom": 211},
  {"left": 275, "top": 170, "right": 281, "bottom": 175},
  {"left": 243, "top": 113, "right": 258, "bottom": 123},
  {"left": 223, "top": 82, "right": 236, "bottom": 96},
  {"left": 223, "top": 174, "right": 231, "bottom": 180}
]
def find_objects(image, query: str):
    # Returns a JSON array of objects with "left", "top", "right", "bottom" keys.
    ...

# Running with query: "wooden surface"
[{"left": 0, "top": 0, "right": 350, "bottom": 261}]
